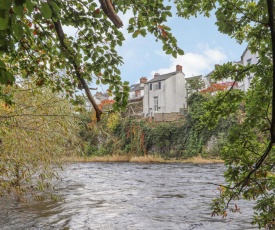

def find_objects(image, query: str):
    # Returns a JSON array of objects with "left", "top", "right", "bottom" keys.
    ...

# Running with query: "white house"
[
  {"left": 143, "top": 65, "right": 187, "bottom": 121},
  {"left": 201, "top": 47, "right": 258, "bottom": 94},
  {"left": 129, "top": 77, "right": 147, "bottom": 102},
  {"left": 127, "top": 77, "right": 148, "bottom": 116},
  {"left": 238, "top": 47, "right": 259, "bottom": 92}
]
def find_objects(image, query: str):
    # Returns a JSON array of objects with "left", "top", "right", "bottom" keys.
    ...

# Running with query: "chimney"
[
  {"left": 154, "top": 73, "right": 160, "bottom": 78},
  {"left": 176, "top": 64, "right": 182, "bottom": 72},
  {"left": 140, "top": 77, "right": 147, "bottom": 83}
]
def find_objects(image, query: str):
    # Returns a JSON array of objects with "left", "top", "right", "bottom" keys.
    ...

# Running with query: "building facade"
[
  {"left": 238, "top": 47, "right": 259, "bottom": 92},
  {"left": 143, "top": 65, "right": 187, "bottom": 121}
]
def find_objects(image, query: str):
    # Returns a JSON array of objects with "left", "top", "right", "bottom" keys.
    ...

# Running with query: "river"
[{"left": 0, "top": 163, "right": 258, "bottom": 230}]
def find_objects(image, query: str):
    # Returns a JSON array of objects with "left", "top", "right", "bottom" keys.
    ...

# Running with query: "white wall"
[
  {"left": 241, "top": 49, "right": 258, "bottom": 92},
  {"left": 143, "top": 72, "right": 187, "bottom": 117}
]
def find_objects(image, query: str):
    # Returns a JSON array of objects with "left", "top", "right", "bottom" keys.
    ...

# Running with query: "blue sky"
[
  {"left": 65, "top": 4, "right": 248, "bottom": 91},
  {"left": 115, "top": 9, "right": 247, "bottom": 86}
]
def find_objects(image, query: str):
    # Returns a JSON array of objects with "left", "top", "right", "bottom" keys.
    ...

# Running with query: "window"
[
  {"left": 150, "top": 83, "right": 152, "bottom": 90},
  {"left": 153, "top": 81, "right": 161, "bottom": 90},
  {"left": 247, "top": 58, "right": 252, "bottom": 64},
  {"left": 154, "top": 97, "right": 158, "bottom": 111}
]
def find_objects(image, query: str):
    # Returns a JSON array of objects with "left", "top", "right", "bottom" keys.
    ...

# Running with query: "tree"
[
  {"left": 0, "top": 80, "right": 81, "bottom": 200},
  {"left": 0, "top": 0, "right": 184, "bottom": 121},
  {"left": 200, "top": 82, "right": 237, "bottom": 94},
  {"left": 175, "top": 0, "right": 275, "bottom": 228},
  {"left": 186, "top": 75, "right": 205, "bottom": 94}
]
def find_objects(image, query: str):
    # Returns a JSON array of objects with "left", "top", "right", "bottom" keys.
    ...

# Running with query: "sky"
[
  {"left": 113, "top": 7, "right": 247, "bottom": 87},
  {"left": 65, "top": 3, "right": 248, "bottom": 91}
]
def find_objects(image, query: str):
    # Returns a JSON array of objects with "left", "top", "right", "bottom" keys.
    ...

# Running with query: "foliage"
[
  {"left": 200, "top": 82, "right": 237, "bottom": 94},
  {"left": 186, "top": 75, "right": 205, "bottom": 93},
  {"left": 0, "top": 0, "right": 184, "bottom": 115},
  {"left": 0, "top": 80, "right": 81, "bottom": 200},
  {"left": 175, "top": 0, "right": 275, "bottom": 228},
  {"left": 79, "top": 93, "right": 234, "bottom": 159},
  {"left": 91, "top": 99, "right": 115, "bottom": 122}
]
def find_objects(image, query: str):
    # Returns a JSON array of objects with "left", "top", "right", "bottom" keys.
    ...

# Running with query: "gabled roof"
[
  {"left": 130, "top": 83, "right": 144, "bottom": 92},
  {"left": 186, "top": 75, "right": 202, "bottom": 82},
  {"left": 241, "top": 45, "right": 249, "bottom": 61},
  {"left": 204, "top": 70, "right": 214, "bottom": 79},
  {"left": 147, "top": 71, "right": 179, "bottom": 83},
  {"left": 128, "top": 95, "right": 143, "bottom": 102}
]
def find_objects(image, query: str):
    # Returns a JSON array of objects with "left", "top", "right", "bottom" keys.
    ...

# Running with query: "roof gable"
[
  {"left": 130, "top": 83, "right": 144, "bottom": 91},
  {"left": 147, "top": 71, "right": 181, "bottom": 83}
]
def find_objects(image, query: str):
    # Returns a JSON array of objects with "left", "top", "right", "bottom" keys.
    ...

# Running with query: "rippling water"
[{"left": 0, "top": 163, "right": 258, "bottom": 229}]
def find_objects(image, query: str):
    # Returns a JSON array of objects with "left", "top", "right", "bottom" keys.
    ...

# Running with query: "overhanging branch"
[{"left": 51, "top": 16, "right": 102, "bottom": 121}]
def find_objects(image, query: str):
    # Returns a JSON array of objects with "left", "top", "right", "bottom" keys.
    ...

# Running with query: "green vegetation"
[
  {"left": 177, "top": 1, "right": 275, "bottom": 228},
  {"left": 0, "top": 0, "right": 183, "bottom": 120},
  {"left": 0, "top": 0, "right": 275, "bottom": 228},
  {"left": 0, "top": 80, "right": 81, "bottom": 201},
  {"left": 79, "top": 93, "right": 234, "bottom": 160}
]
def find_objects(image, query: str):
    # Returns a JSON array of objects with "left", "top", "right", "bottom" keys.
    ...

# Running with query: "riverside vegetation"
[
  {"left": 78, "top": 93, "right": 235, "bottom": 161},
  {"left": 1, "top": 0, "right": 275, "bottom": 228}
]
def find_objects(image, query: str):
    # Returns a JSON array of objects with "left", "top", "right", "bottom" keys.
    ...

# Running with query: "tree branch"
[
  {"left": 99, "top": 0, "right": 123, "bottom": 28},
  {"left": 51, "top": 16, "right": 102, "bottom": 121},
  {"left": 267, "top": 0, "right": 275, "bottom": 141}
]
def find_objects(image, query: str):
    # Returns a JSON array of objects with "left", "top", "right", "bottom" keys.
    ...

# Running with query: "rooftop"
[{"left": 147, "top": 71, "right": 179, "bottom": 83}]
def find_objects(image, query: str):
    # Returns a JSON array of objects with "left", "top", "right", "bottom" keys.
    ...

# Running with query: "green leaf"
[
  {"left": 163, "top": 44, "right": 169, "bottom": 51},
  {"left": 129, "top": 17, "right": 135, "bottom": 24},
  {"left": 172, "top": 50, "right": 177, "bottom": 58},
  {"left": 49, "top": 1, "right": 59, "bottom": 14},
  {"left": 13, "top": 3, "right": 24, "bottom": 16},
  {"left": 22, "top": 22, "right": 31, "bottom": 36},
  {"left": 165, "top": 11, "right": 172, "bottom": 17},
  {"left": 132, "top": 30, "right": 139, "bottom": 38},
  {"left": 0, "top": 15, "right": 9, "bottom": 30},
  {"left": 41, "top": 2, "right": 52, "bottom": 19},
  {"left": 128, "top": 25, "right": 134, "bottom": 33},
  {"left": 166, "top": 48, "right": 172, "bottom": 55},
  {"left": 0, "top": 59, "right": 6, "bottom": 68},
  {"left": 12, "top": 21, "right": 24, "bottom": 41},
  {"left": 0, "top": 0, "right": 12, "bottom": 10},
  {"left": 177, "top": 48, "right": 184, "bottom": 55},
  {"left": 25, "top": 0, "right": 34, "bottom": 15},
  {"left": 140, "top": 29, "right": 146, "bottom": 37}
]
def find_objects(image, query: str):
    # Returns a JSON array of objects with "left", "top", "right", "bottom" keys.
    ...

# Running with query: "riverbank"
[{"left": 63, "top": 155, "right": 224, "bottom": 164}]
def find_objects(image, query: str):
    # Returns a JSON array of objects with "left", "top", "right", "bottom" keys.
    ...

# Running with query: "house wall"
[
  {"left": 143, "top": 72, "right": 187, "bottom": 117},
  {"left": 143, "top": 84, "right": 150, "bottom": 116},
  {"left": 163, "top": 72, "right": 186, "bottom": 113},
  {"left": 143, "top": 81, "right": 166, "bottom": 117},
  {"left": 129, "top": 91, "right": 135, "bottom": 98},
  {"left": 240, "top": 49, "right": 258, "bottom": 92}
]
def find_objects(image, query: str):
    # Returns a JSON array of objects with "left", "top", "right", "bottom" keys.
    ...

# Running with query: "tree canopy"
[
  {"left": 0, "top": 0, "right": 183, "bottom": 121},
  {"left": 177, "top": 0, "right": 275, "bottom": 228},
  {"left": 1, "top": 0, "right": 275, "bottom": 228}
]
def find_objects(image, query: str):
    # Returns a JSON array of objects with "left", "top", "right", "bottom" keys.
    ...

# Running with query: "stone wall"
[{"left": 154, "top": 112, "right": 184, "bottom": 122}]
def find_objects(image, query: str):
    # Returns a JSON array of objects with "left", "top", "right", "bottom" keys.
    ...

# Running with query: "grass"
[{"left": 64, "top": 154, "right": 223, "bottom": 164}]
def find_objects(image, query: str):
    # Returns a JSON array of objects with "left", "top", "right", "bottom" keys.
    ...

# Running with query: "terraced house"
[{"left": 143, "top": 65, "right": 187, "bottom": 121}]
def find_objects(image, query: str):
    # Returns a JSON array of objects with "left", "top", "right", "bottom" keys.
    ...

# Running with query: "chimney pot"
[
  {"left": 140, "top": 77, "right": 147, "bottom": 83},
  {"left": 176, "top": 64, "right": 182, "bottom": 72},
  {"left": 154, "top": 73, "right": 160, "bottom": 78}
]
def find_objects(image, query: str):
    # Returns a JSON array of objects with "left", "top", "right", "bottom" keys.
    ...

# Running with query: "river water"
[{"left": 0, "top": 163, "right": 258, "bottom": 230}]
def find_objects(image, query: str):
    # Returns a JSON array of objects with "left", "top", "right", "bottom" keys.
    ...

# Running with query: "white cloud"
[{"left": 151, "top": 45, "right": 227, "bottom": 78}]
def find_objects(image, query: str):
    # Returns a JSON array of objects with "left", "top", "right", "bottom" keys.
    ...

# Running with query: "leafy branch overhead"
[
  {"left": 176, "top": 0, "right": 275, "bottom": 228},
  {"left": 0, "top": 0, "right": 183, "bottom": 120}
]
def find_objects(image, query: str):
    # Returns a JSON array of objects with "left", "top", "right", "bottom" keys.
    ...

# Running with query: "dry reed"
[{"left": 64, "top": 154, "right": 223, "bottom": 164}]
